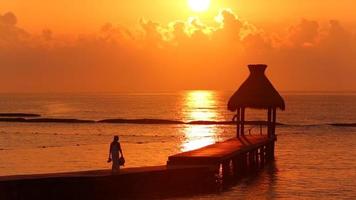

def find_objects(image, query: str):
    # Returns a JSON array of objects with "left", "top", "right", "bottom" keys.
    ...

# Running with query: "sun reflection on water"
[
  {"left": 181, "top": 90, "right": 220, "bottom": 151},
  {"left": 182, "top": 125, "right": 218, "bottom": 152},
  {"left": 185, "top": 90, "right": 217, "bottom": 121}
]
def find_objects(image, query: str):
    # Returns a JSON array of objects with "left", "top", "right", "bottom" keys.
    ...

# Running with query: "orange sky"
[
  {"left": 1, "top": 1, "right": 356, "bottom": 92},
  {"left": 2, "top": 0, "right": 356, "bottom": 33}
]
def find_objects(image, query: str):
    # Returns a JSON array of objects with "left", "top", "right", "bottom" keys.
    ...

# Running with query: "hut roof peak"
[
  {"left": 228, "top": 65, "right": 285, "bottom": 111},
  {"left": 248, "top": 64, "right": 267, "bottom": 73}
]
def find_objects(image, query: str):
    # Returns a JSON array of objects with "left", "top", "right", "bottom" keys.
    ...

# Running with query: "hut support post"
[
  {"left": 267, "top": 108, "right": 272, "bottom": 138},
  {"left": 240, "top": 107, "right": 245, "bottom": 136},
  {"left": 272, "top": 108, "right": 277, "bottom": 137},
  {"left": 236, "top": 108, "right": 240, "bottom": 138}
]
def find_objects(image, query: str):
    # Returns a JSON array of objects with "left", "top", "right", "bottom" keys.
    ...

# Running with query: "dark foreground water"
[{"left": 0, "top": 91, "right": 356, "bottom": 199}]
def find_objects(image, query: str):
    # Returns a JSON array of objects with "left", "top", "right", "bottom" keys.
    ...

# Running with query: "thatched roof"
[{"left": 228, "top": 64, "right": 285, "bottom": 111}]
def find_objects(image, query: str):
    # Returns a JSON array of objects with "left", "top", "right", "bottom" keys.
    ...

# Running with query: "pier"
[
  {"left": 0, "top": 64, "right": 285, "bottom": 199},
  {"left": 168, "top": 135, "right": 276, "bottom": 182},
  {"left": 0, "top": 166, "right": 215, "bottom": 200}
]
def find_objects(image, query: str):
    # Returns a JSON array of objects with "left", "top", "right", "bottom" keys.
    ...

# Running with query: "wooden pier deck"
[
  {"left": 168, "top": 135, "right": 276, "bottom": 181},
  {"left": 168, "top": 135, "right": 274, "bottom": 166},
  {"left": 0, "top": 166, "right": 215, "bottom": 200},
  {"left": 0, "top": 166, "right": 166, "bottom": 182}
]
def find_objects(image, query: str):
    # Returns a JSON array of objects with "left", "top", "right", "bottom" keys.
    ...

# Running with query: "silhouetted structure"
[
  {"left": 168, "top": 64, "right": 285, "bottom": 184},
  {"left": 228, "top": 64, "right": 285, "bottom": 138},
  {"left": 0, "top": 166, "right": 214, "bottom": 199}
]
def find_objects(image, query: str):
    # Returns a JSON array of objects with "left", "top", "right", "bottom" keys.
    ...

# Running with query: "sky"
[{"left": 1, "top": 0, "right": 356, "bottom": 92}]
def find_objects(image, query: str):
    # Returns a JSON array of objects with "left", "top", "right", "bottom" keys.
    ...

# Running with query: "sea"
[{"left": 0, "top": 91, "right": 356, "bottom": 199}]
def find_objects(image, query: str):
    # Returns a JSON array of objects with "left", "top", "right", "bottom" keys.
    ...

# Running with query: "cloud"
[
  {"left": 0, "top": 12, "right": 29, "bottom": 47},
  {"left": 0, "top": 12, "right": 17, "bottom": 26},
  {"left": 0, "top": 10, "right": 355, "bottom": 92},
  {"left": 287, "top": 19, "right": 320, "bottom": 47}
]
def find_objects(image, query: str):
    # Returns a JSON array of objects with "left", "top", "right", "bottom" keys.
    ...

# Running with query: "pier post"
[
  {"left": 272, "top": 108, "right": 277, "bottom": 136},
  {"left": 271, "top": 142, "right": 275, "bottom": 160},
  {"left": 241, "top": 153, "right": 247, "bottom": 176},
  {"left": 255, "top": 149, "right": 259, "bottom": 169},
  {"left": 232, "top": 157, "right": 239, "bottom": 178},
  {"left": 260, "top": 146, "right": 265, "bottom": 168},
  {"left": 254, "top": 149, "right": 259, "bottom": 170},
  {"left": 233, "top": 155, "right": 245, "bottom": 179},
  {"left": 222, "top": 160, "right": 230, "bottom": 182},
  {"left": 265, "top": 141, "right": 275, "bottom": 162},
  {"left": 265, "top": 143, "right": 270, "bottom": 161},
  {"left": 248, "top": 151, "right": 254, "bottom": 172}
]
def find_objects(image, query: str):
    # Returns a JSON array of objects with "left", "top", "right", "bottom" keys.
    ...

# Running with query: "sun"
[{"left": 188, "top": 0, "right": 211, "bottom": 12}]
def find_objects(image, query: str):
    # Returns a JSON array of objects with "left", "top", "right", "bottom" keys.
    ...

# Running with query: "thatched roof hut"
[
  {"left": 228, "top": 64, "right": 285, "bottom": 138},
  {"left": 228, "top": 64, "right": 285, "bottom": 111}
]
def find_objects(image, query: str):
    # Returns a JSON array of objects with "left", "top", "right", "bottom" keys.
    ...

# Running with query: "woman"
[{"left": 108, "top": 135, "right": 124, "bottom": 173}]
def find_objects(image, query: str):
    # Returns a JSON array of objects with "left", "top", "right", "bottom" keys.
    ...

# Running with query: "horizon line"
[{"left": 1, "top": 90, "right": 356, "bottom": 95}]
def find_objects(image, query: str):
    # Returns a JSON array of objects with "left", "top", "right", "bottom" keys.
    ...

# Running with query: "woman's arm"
[
  {"left": 119, "top": 143, "right": 124, "bottom": 157},
  {"left": 108, "top": 143, "right": 112, "bottom": 159}
]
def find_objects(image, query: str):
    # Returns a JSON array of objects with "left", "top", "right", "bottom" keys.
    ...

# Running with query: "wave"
[
  {"left": 327, "top": 123, "right": 356, "bottom": 127},
  {"left": 0, "top": 114, "right": 355, "bottom": 127},
  {"left": 98, "top": 118, "right": 183, "bottom": 124},
  {"left": 0, "top": 113, "right": 40, "bottom": 117},
  {"left": 0, "top": 118, "right": 94, "bottom": 123}
]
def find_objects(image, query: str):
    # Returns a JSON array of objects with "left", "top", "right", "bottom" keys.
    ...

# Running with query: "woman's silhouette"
[{"left": 108, "top": 135, "right": 124, "bottom": 173}]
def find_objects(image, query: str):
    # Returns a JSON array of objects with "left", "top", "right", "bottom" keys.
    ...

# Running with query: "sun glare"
[
  {"left": 181, "top": 125, "right": 217, "bottom": 152},
  {"left": 185, "top": 90, "right": 216, "bottom": 121},
  {"left": 188, "top": 0, "right": 211, "bottom": 12}
]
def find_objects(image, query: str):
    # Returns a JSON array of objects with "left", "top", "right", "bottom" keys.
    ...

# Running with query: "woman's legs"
[{"left": 112, "top": 155, "right": 120, "bottom": 173}]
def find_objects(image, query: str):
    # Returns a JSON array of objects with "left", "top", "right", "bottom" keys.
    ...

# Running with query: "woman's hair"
[{"left": 114, "top": 135, "right": 119, "bottom": 141}]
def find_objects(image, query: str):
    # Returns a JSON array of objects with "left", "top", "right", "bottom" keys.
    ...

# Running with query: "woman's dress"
[{"left": 111, "top": 143, "right": 120, "bottom": 172}]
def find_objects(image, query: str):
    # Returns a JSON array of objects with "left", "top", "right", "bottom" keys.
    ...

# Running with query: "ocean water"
[{"left": 0, "top": 91, "right": 356, "bottom": 199}]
